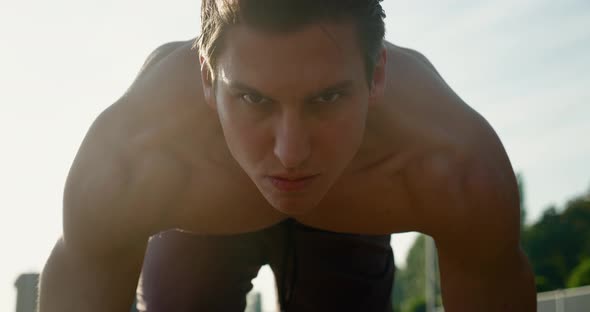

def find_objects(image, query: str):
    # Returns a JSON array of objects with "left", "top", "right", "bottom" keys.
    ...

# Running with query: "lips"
[{"left": 268, "top": 174, "right": 318, "bottom": 192}]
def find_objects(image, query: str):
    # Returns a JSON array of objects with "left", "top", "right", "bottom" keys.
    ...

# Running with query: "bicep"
[
  {"left": 435, "top": 160, "right": 534, "bottom": 310},
  {"left": 62, "top": 110, "right": 138, "bottom": 255}
]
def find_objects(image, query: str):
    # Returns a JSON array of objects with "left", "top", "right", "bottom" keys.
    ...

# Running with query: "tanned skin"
[{"left": 39, "top": 21, "right": 536, "bottom": 312}]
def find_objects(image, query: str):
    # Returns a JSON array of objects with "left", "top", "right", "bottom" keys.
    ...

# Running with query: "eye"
[
  {"left": 241, "top": 93, "right": 267, "bottom": 104},
  {"left": 315, "top": 92, "right": 341, "bottom": 103}
]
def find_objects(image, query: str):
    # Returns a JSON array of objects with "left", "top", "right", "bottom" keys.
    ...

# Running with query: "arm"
[
  {"left": 385, "top": 42, "right": 537, "bottom": 309},
  {"left": 404, "top": 146, "right": 536, "bottom": 311},
  {"left": 39, "top": 237, "right": 147, "bottom": 312},
  {"left": 39, "top": 112, "right": 189, "bottom": 311},
  {"left": 38, "top": 112, "right": 154, "bottom": 311},
  {"left": 437, "top": 243, "right": 536, "bottom": 311},
  {"left": 434, "top": 159, "right": 536, "bottom": 311},
  {"left": 38, "top": 42, "right": 189, "bottom": 312}
]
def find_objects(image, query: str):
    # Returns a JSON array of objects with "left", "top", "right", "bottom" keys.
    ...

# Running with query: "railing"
[
  {"left": 432, "top": 286, "right": 590, "bottom": 312},
  {"left": 537, "top": 285, "right": 590, "bottom": 312}
]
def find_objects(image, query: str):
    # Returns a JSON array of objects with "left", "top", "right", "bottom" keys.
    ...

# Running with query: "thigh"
[
  {"left": 268, "top": 221, "right": 395, "bottom": 312},
  {"left": 136, "top": 229, "right": 265, "bottom": 312}
]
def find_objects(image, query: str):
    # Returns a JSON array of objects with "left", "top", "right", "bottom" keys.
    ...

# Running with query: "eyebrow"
[
  {"left": 308, "top": 80, "right": 355, "bottom": 99},
  {"left": 226, "top": 79, "right": 355, "bottom": 101},
  {"left": 226, "top": 81, "right": 262, "bottom": 93}
]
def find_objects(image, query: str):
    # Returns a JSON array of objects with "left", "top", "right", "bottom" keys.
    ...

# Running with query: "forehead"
[{"left": 216, "top": 21, "right": 365, "bottom": 91}]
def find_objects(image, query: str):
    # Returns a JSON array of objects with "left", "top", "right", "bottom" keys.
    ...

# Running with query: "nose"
[{"left": 273, "top": 111, "right": 311, "bottom": 170}]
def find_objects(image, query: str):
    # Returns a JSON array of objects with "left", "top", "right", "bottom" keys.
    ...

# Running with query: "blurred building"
[
  {"left": 14, "top": 273, "right": 39, "bottom": 312},
  {"left": 245, "top": 291, "right": 263, "bottom": 312}
]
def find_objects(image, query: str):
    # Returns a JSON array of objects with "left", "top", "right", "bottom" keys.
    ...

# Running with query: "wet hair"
[{"left": 196, "top": 0, "right": 386, "bottom": 83}]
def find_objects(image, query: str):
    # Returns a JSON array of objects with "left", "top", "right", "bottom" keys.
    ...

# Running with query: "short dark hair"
[{"left": 196, "top": 0, "right": 386, "bottom": 83}]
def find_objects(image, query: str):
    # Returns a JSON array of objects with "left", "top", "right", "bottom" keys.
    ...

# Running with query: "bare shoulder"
[
  {"left": 381, "top": 41, "right": 520, "bottom": 239},
  {"left": 138, "top": 41, "right": 189, "bottom": 74},
  {"left": 125, "top": 39, "right": 201, "bottom": 95},
  {"left": 382, "top": 40, "right": 513, "bottom": 170},
  {"left": 62, "top": 40, "right": 199, "bottom": 255},
  {"left": 129, "top": 39, "right": 199, "bottom": 86}
]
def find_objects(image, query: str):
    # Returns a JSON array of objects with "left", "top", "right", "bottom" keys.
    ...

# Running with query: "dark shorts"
[{"left": 136, "top": 219, "right": 395, "bottom": 312}]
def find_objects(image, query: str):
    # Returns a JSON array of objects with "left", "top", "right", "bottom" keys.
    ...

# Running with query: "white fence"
[
  {"left": 537, "top": 285, "right": 590, "bottom": 312},
  {"left": 430, "top": 285, "right": 590, "bottom": 312}
]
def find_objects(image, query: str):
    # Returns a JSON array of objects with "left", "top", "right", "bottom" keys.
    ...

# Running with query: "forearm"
[
  {"left": 38, "top": 238, "right": 146, "bottom": 312},
  {"left": 438, "top": 247, "right": 536, "bottom": 311}
]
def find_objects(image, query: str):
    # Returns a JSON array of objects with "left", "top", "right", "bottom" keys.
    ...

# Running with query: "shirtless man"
[{"left": 38, "top": 1, "right": 536, "bottom": 311}]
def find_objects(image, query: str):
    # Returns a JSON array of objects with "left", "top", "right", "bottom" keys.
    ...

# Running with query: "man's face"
[{"left": 202, "top": 21, "right": 385, "bottom": 215}]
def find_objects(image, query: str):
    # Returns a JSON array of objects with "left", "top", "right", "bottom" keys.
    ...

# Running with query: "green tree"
[
  {"left": 392, "top": 235, "right": 442, "bottom": 310},
  {"left": 567, "top": 258, "right": 590, "bottom": 288},
  {"left": 522, "top": 207, "right": 571, "bottom": 291},
  {"left": 521, "top": 193, "right": 590, "bottom": 292}
]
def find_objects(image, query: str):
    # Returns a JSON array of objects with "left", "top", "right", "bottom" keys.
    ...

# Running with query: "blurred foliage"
[
  {"left": 392, "top": 235, "right": 442, "bottom": 311},
  {"left": 521, "top": 194, "right": 590, "bottom": 291},
  {"left": 567, "top": 258, "right": 590, "bottom": 288},
  {"left": 403, "top": 296, "right": 426, "bottom": 312},
  {"left": 392, "top": 175, "right": 590, "bottom": 310}
]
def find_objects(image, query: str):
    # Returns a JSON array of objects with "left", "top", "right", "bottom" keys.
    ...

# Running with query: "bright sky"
[{"left": 1, "top": 1, "right": 589, "bottom": 311}]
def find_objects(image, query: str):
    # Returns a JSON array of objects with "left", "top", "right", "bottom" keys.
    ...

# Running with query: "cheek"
[{"left": 222, "top": 115, "right": 271, "bottom": 163}]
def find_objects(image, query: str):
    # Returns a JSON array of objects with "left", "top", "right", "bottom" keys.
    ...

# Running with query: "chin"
[
  {"left": 266, "top": 195, "right": 319, "bottom": 217},
  {"left": 272, "top": 204, "right": 312, "bottom": 216}
]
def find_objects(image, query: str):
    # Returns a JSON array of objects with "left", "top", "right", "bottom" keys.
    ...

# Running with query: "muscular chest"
[
  {"left": 167, "top": 155, "right": 285, "bottom": 234},
  {"left": 294, "top": 153, "right": 419, "bottom": 235}
]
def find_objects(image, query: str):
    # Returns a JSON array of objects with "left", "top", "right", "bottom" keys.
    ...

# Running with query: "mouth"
[{"left": 267, "top": 174, "right": 319, "bottom": 192}]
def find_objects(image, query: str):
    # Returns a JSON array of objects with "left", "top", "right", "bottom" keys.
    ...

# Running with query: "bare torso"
[{"left": 77, "top": 39, "right": 511, "bottom": 239}]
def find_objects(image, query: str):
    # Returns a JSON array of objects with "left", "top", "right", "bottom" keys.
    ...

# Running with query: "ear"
[
  {"left": 368, "top": 47, "right": 387, "bottom": 106},
  {"left": 200, "top": 55, "right": 217, "bottom": 111}
]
